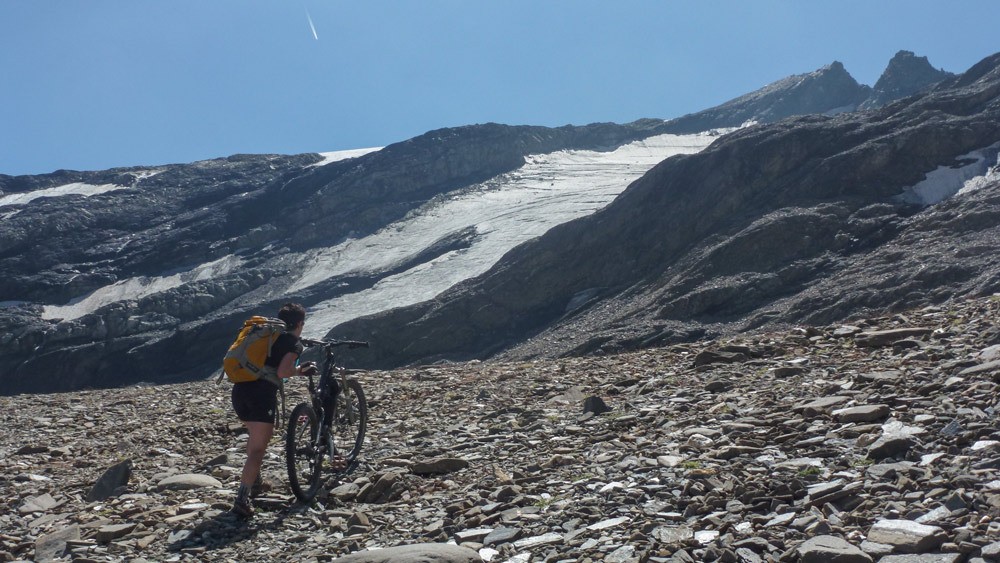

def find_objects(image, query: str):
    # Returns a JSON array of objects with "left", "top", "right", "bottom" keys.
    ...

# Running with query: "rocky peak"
[
  {"left": 662, "top": 60, "right": 871, "bottom": 134},
  {"left": 860, "top": 50, "right": 954, "bottom": 109}
]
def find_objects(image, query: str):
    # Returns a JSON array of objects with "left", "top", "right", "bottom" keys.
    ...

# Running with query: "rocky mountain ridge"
[
  {"left": 3, "top": 294, "right": 1000, "bottom": 562},
  {"left": 0, "top": 50, "right": 970, "bottom": 394},
  {"left": 860, "top": 50, "right": 955, "bottom": 110},
  {"left": 335, "top": 52, "right": 1000, "bottom": 371}
]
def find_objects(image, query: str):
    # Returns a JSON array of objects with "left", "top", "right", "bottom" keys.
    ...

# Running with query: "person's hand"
[{"left": 298, "top": 362, "right": 318, "bottom": 376}]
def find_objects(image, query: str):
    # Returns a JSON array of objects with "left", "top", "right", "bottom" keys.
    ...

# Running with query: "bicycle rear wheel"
[
  {"left": 286, "top": 402, "right": 324, "bottom": 503},
  {"left": 333, "top": 379, "right": 367, "bottom": 462}
]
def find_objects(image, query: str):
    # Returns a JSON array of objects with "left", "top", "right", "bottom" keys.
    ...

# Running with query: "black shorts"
[{"left": 231, "top": 380, "right": 279, "bottom": 424}]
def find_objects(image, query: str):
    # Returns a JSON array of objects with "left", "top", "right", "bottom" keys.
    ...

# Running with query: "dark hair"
[{"left": 278, "top": 303, "right": 306, "bottom": 330}]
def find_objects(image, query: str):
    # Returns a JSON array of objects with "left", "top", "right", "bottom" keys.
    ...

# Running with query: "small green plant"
[
  {"left": 681, "top": 460, "right": 702, "bottom": 470},
  {"left": 532, "top": 494, "right": 557, "bottom": 509},
  {"left": 797, "top": 466, "right": 822, "bottom": 477},
  {"left": 850, "top": 457, "right": 874, "bottom": 467}
]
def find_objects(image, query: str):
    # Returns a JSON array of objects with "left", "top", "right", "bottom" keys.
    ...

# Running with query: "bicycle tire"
[
  {"left": 333, "top": 379, "right": 367, "bottom": 462},
  {"left": 286, "top": 402, "right": 324, "bottom": 503}
]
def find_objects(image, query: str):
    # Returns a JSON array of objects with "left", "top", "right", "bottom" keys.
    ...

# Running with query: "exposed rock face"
[
  {"left": 336, "top": 52, "right": 1000, "bottom": 370},
  {"left": 662, "top": 61, "right": 871, "bottom": 133},
  {"left": 0, "top": 121, "right": 674, "bottom": 394},
  {"left": 860, "top": 50, "right": 955, "bottom": 110}
]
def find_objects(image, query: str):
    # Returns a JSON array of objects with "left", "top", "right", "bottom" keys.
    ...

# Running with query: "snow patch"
[
  {"left": 309, "top": 147, "right": 382, "bottom": 167},
  {"left": 823, "top": 104, "right": 855, "bottom": 116},
  {"left": 0, "top": 182, "right": 126, "bottom": 208},
  {"left": 896, "top": 143, "right": 1000, "bottom": 205},
  {"left": 299, "top": 131, "right": 726, "bottom": 337},
  {"left": 0, "top": 171, "right": 160, "bottom": 208},
  {"left": 42, "top": 255, "right": 245, "bottom": 321}
]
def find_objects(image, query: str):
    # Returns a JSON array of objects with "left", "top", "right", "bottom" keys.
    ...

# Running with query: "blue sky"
[{"left": 2, "top": 1, "right": 999, "bottom": 176}]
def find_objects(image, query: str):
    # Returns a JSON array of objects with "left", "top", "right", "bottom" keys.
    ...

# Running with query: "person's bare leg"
[
  {"left": 233, "top": 421, "right": 273, "bottom": 516},
  {"left": 241, "top": 421, "right": 274, "bottom": 486}
]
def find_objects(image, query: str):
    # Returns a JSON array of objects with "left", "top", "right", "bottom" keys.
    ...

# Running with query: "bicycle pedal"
[{"left": 329, "top": 456, "right": 348, "bottom": 471}]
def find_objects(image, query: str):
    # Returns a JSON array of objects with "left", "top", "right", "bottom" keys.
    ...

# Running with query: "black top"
[{"left": 265, "top": 333, "right": 303, "bottom": 369}]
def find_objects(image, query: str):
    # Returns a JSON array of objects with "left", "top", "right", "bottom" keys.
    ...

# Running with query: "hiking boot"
[
  {"left": 250, "top": 475, "right": 272, "bottom": 498},
  {"left": 231, "top": 496, "right": 254, "bottom": 518}
]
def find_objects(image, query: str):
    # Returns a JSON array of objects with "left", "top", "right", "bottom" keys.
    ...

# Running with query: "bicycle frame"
[
  {"left": 301, "top": 338, "right": 368, "bottom": 423},
  {"left": 286, "top": 338, "right": 369, "bottom": 503}
]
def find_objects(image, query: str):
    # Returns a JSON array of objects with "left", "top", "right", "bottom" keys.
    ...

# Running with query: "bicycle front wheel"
[
  {"left": 333, "top": 379, "right": 367, "bottom": 462},
  {"left": 286, "top": 402, "right": 324, "bottom": 503}
]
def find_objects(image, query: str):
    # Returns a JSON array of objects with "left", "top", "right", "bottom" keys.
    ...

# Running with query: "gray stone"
[
  {"left": 915, "top": 506, "right": 951, "bottom": 524},
  {"left": 877, "top": 555, "right": 963, "bottom": 562},
  {"left": 765, "top": 512, "right": 797, "bottom": 527},
  {"left": 87, "top": 459, "right": 132, "bottom": 501},
  {"left": 771, "top": 366, "right": 807, "bottom": 377},
  {"left": 867, "top": 461, "right": 915, "bottom": 479},
  {"left": 586, "top": 516, "right": 630, "bottom": 531},
  {"left": 156, "top": 473, "right": 223, "bottom": 491},
  {"left": 797, "top": 535, "right": 872, "bottom": 563},
  {"left": 96, "top": 522, "right": 138, "bottom": 543},
  {"left": 583, "top": 396, "right": 612, "bottom": 415},
  {"left": 869, "top": 435, "right": 916, "bottom": 459},
  {"left": 330, "top": 543, "right": 482, "bottom": 562},
  {"left": 940, "top": 420, "right": 963, "bottom": 436},
  {"left": 19, "top": 493, "right": 60, "bottom": 514},
  {"left": 859, "top": 540, "right": 894, "bottom": 556},
  {"left": 454, "top": 527, "right": 493, "bottom": 543},
  {"left": 513, "top": 532, "right": 563, "bottom": 549},
  {"left": 358, "top": 471, "right": 406, "bottom": 503},
  {"left": 833, "top": 325, "right": 862, "bottom": 337},
  {"left": 833, "top": 404, "right": 891, "bottom": 423},
  {"left": 705, "top": 378, "right": 733, "bottom": 392},
  {"left": 855, "top": 328, "right": 933, "bottom": 347},
  {"left": 958, "top": 360, "right": 1000, "bottom": 377},
  {"left": 202, "top": 453, "right": 229, "bottom": 467},
  {"left": 868, "top": 420, "right": 924, "bottom": 460},
  {"left": 605, "top": 545, "right": 636, "bottom": 563},
  {"left": 410, "top": 457, "right": 470, "bottom": 475},
  {"left": 483, "top": 527, "right": 521, "bottom": 546},
  {"left": 694, "top": 350, "right": 746, "bottom": 366},
  {"left": 735, "top": 547, "right": 763, "bottom": 563},
  {"left": 657, "top": 455, "right": 685, "bottom": 467},
  {"left": 980, "top": 540, "right": 1000, "bottom": 559},
  {"left": 330, "top": 482, "right": 361, "bottom": 501},
  {"left": 867, "top": 519, "right": 946, "bottom": 553},
  {"left": 34, "top": 525, "right": 80, "bottom": 563},
  {"left": 795, "top": 396, "right": 851, "bottom": 413}
]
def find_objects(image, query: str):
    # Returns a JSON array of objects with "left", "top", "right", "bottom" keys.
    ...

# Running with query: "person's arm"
[{"left": 277, "top": 352, "right": 299, "bottom": 379}]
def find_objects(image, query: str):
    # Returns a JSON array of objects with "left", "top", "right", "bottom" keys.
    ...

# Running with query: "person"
[{"left": 230, "top": 302, "right": 315, "bottom": 518}]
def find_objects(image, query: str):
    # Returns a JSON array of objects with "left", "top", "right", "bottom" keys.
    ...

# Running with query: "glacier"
[{"left": 39, "top": 131, "right": 725, "bottom": 334}]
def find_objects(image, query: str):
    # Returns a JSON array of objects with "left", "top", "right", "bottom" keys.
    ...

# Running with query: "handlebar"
[{"left": 301, "top": 338, "right": 370, "bottom": 349}]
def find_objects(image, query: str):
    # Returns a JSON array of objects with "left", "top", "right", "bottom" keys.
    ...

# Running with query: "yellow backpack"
[{"left": 222, "top": 316, "right": 287, "bottom": 384}]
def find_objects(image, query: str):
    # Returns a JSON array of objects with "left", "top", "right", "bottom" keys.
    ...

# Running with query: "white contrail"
[{"left": 306, "top": 9, "right": 319, "bottom": 40}]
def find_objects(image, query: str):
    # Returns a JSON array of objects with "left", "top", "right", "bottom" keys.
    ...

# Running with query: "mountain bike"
[{"left": 285, "top": 338, "right": 369, "bottom": 503}]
